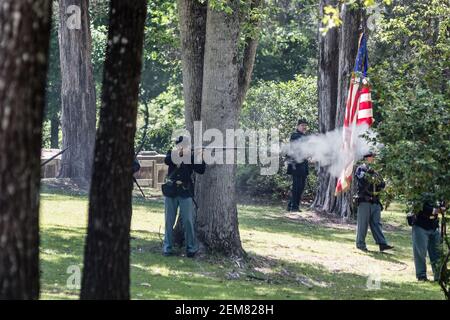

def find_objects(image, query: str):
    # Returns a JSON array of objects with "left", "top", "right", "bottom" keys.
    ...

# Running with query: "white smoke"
[{"left": 282, "top": 124, "right": 377, "bottom": 178}]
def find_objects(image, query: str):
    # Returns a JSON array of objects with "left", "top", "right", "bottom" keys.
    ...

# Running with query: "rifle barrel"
[
  {"left": 194, "top": 147, "right": 258, "bottom": 150},
  {"left": 40, "top": 147, "right": 70, "bottom": 167}
]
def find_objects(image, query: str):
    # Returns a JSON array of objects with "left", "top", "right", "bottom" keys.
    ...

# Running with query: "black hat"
[{"left": 297, "top": 118, "right": 308, "bottom": 125}]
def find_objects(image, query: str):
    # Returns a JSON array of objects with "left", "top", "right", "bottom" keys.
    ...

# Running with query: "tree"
[
  {"left": 330, "top": 3, "right": 364, "bottom": 218},
  {"left": 312, "top": 2, "right": 364, "bottom": 217},
  {"left": 46, "top": 18, "right": 62, "bottom": 149},
  {"left": 0, "top": 0, "right": 53, "bottom": 299},
  {"left": 177, "top": 0, "right": 207, "bottom": 133},
  {"left": 195, "top": 0, "right": 243, "bottom": 256},
  {"left": 80, "top": 0, "right": 147, "bottom": 299},
  {"left": 253, "top": 0, "right": 318, "bottom": 80},
  {"left": 171, "top": 0, "right": 207, "bottom": 247},
  {"left": 369, "top": 0, "right": 450, "bottom": 299},
  {"left": 58, "top": 0, "right": 96, "bottom": 183},
  {"left": 176, "top": 0, "right": 262, "bottom": 256},
  {"left": 311, "top": 0, "right": 339, "bottom": 213}
]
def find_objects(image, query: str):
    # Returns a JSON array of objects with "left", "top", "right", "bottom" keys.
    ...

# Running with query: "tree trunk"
[
  {"left": 0, "top": 0, "right": 52, "bottom": 299},
  {"left": 177, "top": 0, "right": 207, "bottom": 133},
  {"left": 173, "top": 0, "right": 207, "bottom": 247},
  {"left": 58, "top": 0, "right": 96, "bottom": 183},
  {"left": 237, "top": 0, "right": 261, "bottom": 108},
  {"left": 80, "top": 0, "right": 147, "bottom": 300},
  {"left": 50, "top": 116, "right": 60, "bottom": 148},
  {"left": 176, "top": 0, "right": 261, "bottom": 255},
  {"left": 330, "top": 3, "right": 363, "bottom": 218},
  {"left": 312, "top": 0, "right": 340, "bottom": 213},
  {"left": 196, "top": 1, "right": 244, "bottom": 257}
]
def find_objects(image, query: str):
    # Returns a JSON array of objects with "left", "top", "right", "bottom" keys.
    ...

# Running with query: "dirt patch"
[
  {"left": 282, "top": 209, "right": 402, "bottom": 232},
  {"left": 283, "top": 210, "right": 355, "bottom": 231}
]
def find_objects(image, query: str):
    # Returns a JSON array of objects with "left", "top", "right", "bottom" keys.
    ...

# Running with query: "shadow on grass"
[
  {"left": 39, "top": 226, "right": 444, "bottom": 300},
  {"left": 238, "top": 206, "right": 414, "bottom": 255}
]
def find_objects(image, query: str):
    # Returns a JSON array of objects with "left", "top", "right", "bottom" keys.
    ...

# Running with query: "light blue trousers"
[
  {"left": 163, "top": 196, "right": 198, "bottom": 255},
  {"left": 412, "top": 225, "right": 441, "bottom": 281},
  {"left": 356, "top": 202, "right": 388, "bottom": 250}
]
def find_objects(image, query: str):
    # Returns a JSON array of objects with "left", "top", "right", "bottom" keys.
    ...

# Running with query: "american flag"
[{"left": 335, "top": 34, "right": 373, "bottom": 195}]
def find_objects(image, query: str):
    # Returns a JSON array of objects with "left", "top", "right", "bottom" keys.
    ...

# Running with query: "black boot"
[{"left": 379, "top": 244, "right": 394, "bottom": 252}]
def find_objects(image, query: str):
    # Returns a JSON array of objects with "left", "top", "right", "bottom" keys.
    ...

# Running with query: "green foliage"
[
  {"left": 320, "top": 5, "right": 341, "bottom": 36},
  {"left": 368, "top": 0, "right": 449, "bottom": 298},
  {"left": 320, "top": 0, "right": 393, "bottom": 34},
  {"left": 91, "top": 24, "right": 108, "bottom": 85},
  {"left": 370, "top": 0, "right": 450, "bottom": 210},
  {"left": 241, "top": 75, "right": 318, "bottom": 140},
  {"left": 43, "top": 18, "right": 61, "bottom": 148},
  {"left": 254, "top": 0, "right": 318, "bottom": 80},
  {"left": 135, "top": 86, "right": 185, "bottom": 154},
  {"left": 141, "top": 0, "right": 181, "bottom": 102},
  {"left": 238, "top": 75, "right": 318, "bottom": 199}
]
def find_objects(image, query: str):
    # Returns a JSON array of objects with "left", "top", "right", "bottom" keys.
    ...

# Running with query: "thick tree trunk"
[
  {"left": 58, "top": 0, "right": 96, "bottom": 182},
  {"left": 80, "top": 0, "right": 147, "bottom": 300},
  {"left": 176, "top": 1, "right": 261, "bottom": 255},
  {"left": 312, "top": 0, "right": 340, "bottom": 213},
  {"left": 196, "top": 1, "right": 244, "bottom": 257},
  {"left": 50, "top": 116, "right": 60, "bottom": 148},
  {"left": 330, "top": 3, "right": 363, "bottom": 218},
  {"left": 177, "top": 0, "right": 207, "bottom": 133},
  {"left": 0, "top": 0, "right": 52, "bottom": 299},
  {"left": 173, "top": 0, "right": 207, "bottom": 247}
]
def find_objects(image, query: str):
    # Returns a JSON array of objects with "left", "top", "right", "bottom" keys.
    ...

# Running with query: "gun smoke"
[{"left": 283, "top": 124, "right": 376, "bottom": 178}]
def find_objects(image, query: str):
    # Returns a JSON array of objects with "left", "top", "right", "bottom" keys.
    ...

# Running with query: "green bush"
[
  {"left": 135, "top": 85, "right": 184, "bottom": 154},
  {"left": 237, "top": 75, "right": 318, "bottom": 200}
]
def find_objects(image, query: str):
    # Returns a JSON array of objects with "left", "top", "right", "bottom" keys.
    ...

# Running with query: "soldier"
[
  {"left": 162, "top": 136, "right": 206, "bottom": 258},
  {"left": 355, "top": 152, "right": 394, "bottom": 252},
  {"left": 286, "top": 119, "right": 309, "bottom": 212},
  {"left": 410, "top": 199, "right": 442, "bottom": 281}
]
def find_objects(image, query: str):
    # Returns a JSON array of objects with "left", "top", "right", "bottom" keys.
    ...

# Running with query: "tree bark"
[
  {"left": 0, "top": 0, "right": 52, "bottom": 299},
  {"left": 173, "top": 0, "right": 207, "bottom": 247},
  {"left": 312, "top": 0, "right": 340, "bottom": 213},
  {"left": 80, "top": 0, "right": 147, "bottom": 300},
  {"left": 58, "top": 0, "right": 96, "bottom": 183},
  {"left": 196, "top": 0, "right": 244, "bottom": 257},
  {"left": 330, "top": 3, "right": 363, "bottom": 218},
  {"left": 176, "top": 0, "right": 261, "bottom": 256},
  {"left": 177, "top": 0, "right": 207, "bottom": 133}
]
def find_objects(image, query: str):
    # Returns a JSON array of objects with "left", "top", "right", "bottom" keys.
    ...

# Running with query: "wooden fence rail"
[{"left": 41, "top": 149, "right": 168, "bottom": 190}]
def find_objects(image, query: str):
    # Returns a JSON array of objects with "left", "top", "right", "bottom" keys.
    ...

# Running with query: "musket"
[
  {"left": 132, "top": 103, "right": 150, "bottom": 199},
  {"left": 133, "top": 176, "right": 146, "bottom": 199},
  {"left": 189, "top": 146, "right": 262, "bottom": 152},
  {"left": 40, "top": 147, "right": 70, "bottom": 167}
]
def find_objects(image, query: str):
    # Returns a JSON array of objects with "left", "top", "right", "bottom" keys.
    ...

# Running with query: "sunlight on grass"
[{"left": 39, "top": 191, "right": 445, "bottom": 300}]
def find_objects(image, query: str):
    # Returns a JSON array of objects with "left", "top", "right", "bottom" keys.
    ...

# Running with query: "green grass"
[{"left": 39, "top": 189, "right": 445, "bottom": 300}]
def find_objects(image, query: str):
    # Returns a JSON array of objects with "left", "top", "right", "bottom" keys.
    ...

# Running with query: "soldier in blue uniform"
[
  {"left": 163, "top": 136, "right": 206, "bottom": 257},
  {"left": 286, "top": 119, "right": 309, "bottom": 212},
  {"left": 410, "top": 199, "right": 442, "bottom": 281},
  {"left": 355, "top": 152, "right": 394, "bottom": 252}
]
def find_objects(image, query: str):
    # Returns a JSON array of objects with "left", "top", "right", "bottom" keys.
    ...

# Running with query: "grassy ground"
[{"left": 39, "top": 188, "right": 445, "bottom": 300}]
